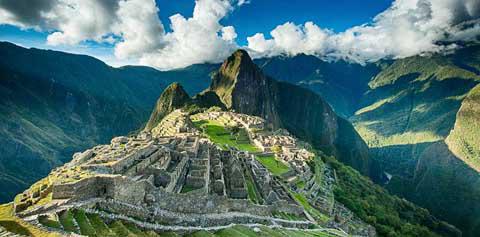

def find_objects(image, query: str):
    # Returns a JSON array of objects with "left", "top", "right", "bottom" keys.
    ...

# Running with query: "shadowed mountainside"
[{"left": 0, "top": 42, "right": 215, "bottom": 202}]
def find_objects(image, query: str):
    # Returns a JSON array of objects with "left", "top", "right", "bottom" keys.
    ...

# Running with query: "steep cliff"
[
  {"left": 144, "top": 83, "right": 192, "bottom": 131},
  {"left": 208, "top": 50, "right": 370, "bottom": 175},
  {"left": 446, "top": 84, "right": 480, "bottom": 171}
]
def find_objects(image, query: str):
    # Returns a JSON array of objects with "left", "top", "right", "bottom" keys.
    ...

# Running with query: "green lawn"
[
  {"left": 58, "top": 210, "right": 78, "bottom": 233},
  {"left": 73, "top": 209, "right": 96, "bottom": 236},
  {"left": 193, "top": 120, "right": 260, "bottom": 152},
  {"left": 38, "top": 215, "right": 62, "bottom": 229},
  {"left": 255, "top": 155, "right": 289, "bottom": 176},
  {"left": 291, "top": 193, "right": 329, "bottom": 223},
  {"left": 245, "top": 179, "right": 260, "bottom": 204},
  {"left": 86, "top": 213, "right": 116, "bottom": 236},
  {"left": 181, "top": 185, "right": 199, "bottom": 193},
  {"left": 109, "top": 221, "right": 136, "bottom": 237},
  {"left": 187, "top": 230, "right": 216, "bottom": 237}
]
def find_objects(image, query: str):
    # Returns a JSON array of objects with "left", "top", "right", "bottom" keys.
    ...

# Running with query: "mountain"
[
  {"left": 1, "top": 80, "right": 460, "bottom": 237},
  {"left": 446, "top": 84, "right": 480, "bottom": 171},
  {"left": 248, "top": 44, "right": 480, "bottom": 236},
  {"left": 0, "top": 42, "right": 214, "bottom": 203},
  {"left": 255, "top": 55, "right": 382, "bottom": 117},
  {"left": 349, "top": 44, "right": 480, "bottom": 236},
  {"left": 400, "top": 84, "right": 480, "bottom": 236},
  {"left": 144, "top": 82, "right": 192, "bottom": 131},
  {"left": 208, "top": 50, "right": 370, "bottom": 175}
]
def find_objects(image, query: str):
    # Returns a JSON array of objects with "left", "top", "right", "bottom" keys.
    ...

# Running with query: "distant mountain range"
[
  {"left": 0, "top": 42, "right": 217, "bottom": 203},
  {"left": 1, "top": 41, "right": 480, "bottom": 236}
]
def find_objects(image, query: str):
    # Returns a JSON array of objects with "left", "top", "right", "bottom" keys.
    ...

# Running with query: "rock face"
[
  {"left": 144, "top": 83, "right": 192, "bottom": 131},
  {"left": 413, "top": 142, "right": 480, "bottom": 237},
  {"left": 446, "top": 84, "right": 480, "bottom": 171},
  {"left": 208, "top": 50, "right": 370, "bottom": 175}
]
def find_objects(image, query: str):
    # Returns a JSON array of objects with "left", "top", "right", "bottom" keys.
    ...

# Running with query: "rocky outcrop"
[
  {"left": 144, "top": 83, "right": 192, "bottom": 131},
  {"left": 446, "top": 84, "right": 480, "bottom": 171},
  {"left": 208, "top": 50, "right": 370, "bottom": 175}
]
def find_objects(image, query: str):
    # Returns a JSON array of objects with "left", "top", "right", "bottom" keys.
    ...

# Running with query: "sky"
[{"left": 0, "top": 0, "right": 479, "bottom": 70}]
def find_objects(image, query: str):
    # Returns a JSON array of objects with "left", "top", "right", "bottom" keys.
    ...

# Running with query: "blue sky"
[
  {"left": 0, "top": 0, "right": 393, "bottom": 66},
  {"left": 157, "top": 0, "right": 393, "bottom": 45},
  {"left": 0, "top": 0, "right": 478, "bottom": 69}
]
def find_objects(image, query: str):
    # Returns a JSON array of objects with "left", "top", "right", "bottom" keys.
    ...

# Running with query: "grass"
[
  {"left": 0, "top": 220, "right": 32, "bottom": 236},
  {"left": 38, "top": 215, "right": 62, "bottom": 229},
  {"left": 58, "top": 209, "right": 77, "bottom": 233},
  {"left": 181, "top": 185, "right": 198, "bottom": 193},
  {"left": 86, "top": 213, "right": 116, "bottom": 236},
  {"left": 296, "top": 180, "right": 306, "bottom": 190},
  {"left": 290, "top": 192, "right": 329, "bottom": 223},
  {"left": 245, "top": 179, "right": 260, "bottom": 204},
  {"left": 73, "top": 209, "right": 96, "bottom": 236},
  {"left": 187, "top": 230, "right": 216, "bottom": 237},
  {"left": 255, "top": 155, "right": 289, "bottom": 176},
  {"left": 193, "top": 120, "right": 260, "bottom": 152},
  {"left": 0, "top": 203, "right": 59, "bottom": 237},
  {"left": 109, "top": 221, "right": 136, "bottom": 237}
]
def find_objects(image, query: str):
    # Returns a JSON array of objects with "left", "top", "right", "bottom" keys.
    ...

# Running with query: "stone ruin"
[{"left": 12, "top": 110, "right": 376, "bottom": 236}]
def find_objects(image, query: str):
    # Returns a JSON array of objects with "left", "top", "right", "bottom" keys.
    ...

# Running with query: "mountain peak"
[
  {"left": 218, "top": 49, "right": 257, "bottom": 80},
  {"left": 209, "top": 49, "right": 264, "bottom": 109},
  {"left": 144, "top": 82, "right": 191, "bottom": 131}
]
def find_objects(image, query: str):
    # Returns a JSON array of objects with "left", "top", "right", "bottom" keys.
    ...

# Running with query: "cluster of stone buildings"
[{"left": 13, "top": 109, "right": 375, "bottom": 236}]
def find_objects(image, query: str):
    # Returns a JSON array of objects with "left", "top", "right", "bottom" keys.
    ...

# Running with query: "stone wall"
[
  {"left": 147, "top": 188, "right": 302, "bottom": 217},
  {"left": 52, "top": 175, "right": 152, "bottom": 205},
  {"left": 94, "top": 199, "right": 309, "bottom": 229}
]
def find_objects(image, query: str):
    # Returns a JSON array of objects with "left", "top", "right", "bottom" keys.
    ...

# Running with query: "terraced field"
[
  {"left": 0, "top": 203, "right": 58, "bottom": 237},
  {"left": 35, "top": 208, "right": 337, "bottom": 237}
]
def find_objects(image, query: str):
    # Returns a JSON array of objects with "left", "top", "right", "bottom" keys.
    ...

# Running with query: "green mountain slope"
[
  {"left": 144, "top": 83, "right": 192, "bottom": 131},
  {"left": 208, "top": 50, "right": 370, "bottom": 175},
  {"left": 446, "top": 84, "right": 480, "bottom": 171},
  {"left": 0, "top": 42, "right": 214, "bottom": 203},
  {"left": 139, "top": 74, "right": 460, "bottom": 237},
  {"left": 256, "top": 55, "right": 381, "bottom": 117},
  {"left": 349, "top": 44, "right": 480, "bottom": 236}
]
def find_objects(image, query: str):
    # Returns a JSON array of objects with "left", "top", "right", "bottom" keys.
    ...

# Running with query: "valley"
[{"left": 0, "top": 49, "right": 464, "bottom": 237}]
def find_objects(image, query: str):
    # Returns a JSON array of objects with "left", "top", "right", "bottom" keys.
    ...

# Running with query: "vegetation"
[
  {"left": 109, "top": 221, "right": 137, "bottom": 237},
  {"left": 38, "top": 215, "right": 62, "bottom": 229},
  {"left": 255, "top": 154, "right": 289, "bottom": 176},
  {"left": 181, "top": 185, "right": 199, "bottom": 193},
  {"left": 58, "top": 209, "right": 78, "bottom": 233},
  {"left": 193, "top": 120, "right": 260, "bottom": 152},
  {"left": 318, "top": 154, "right": 460, "bottom": 237},
  {"left": 446, "top": 84, "right": 480, "bottom": 171},
  {"left": 87, "top": 212, "right": 117, "bottom": 236},
  {"left": 0, "top": 203, "right": 59, "bottom": 236},
  {"left": 0, "top": 42, "right": 214, "bottom": 203},
  {"left": 245, "top": 177, "right": 260, "bottom": 204},
  {"left": 73, "top": 209, "right": 96, "bottom": 236}
]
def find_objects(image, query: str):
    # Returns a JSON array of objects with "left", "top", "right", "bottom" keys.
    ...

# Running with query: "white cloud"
[
  {"left": 221, "top": 26, "right": 237, "bottom": 41},
  {"left": 113, "top": 0, "right": 164, "bottom": 59},
  {"left": 0, "top": 0, "right": 479, "bottom": 69},
  {"left": 246, "top": 0, "right": 480, "bottom": 63},
  {"left": 0, "top": 0, "right": 242, "bottom": 70},
  {"left": 138, "top": 0, "right": 239, "bottom": 70}
]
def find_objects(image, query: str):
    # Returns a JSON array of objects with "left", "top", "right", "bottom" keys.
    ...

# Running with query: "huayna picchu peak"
[{"left": 209, "top": 50, "right": 370, "bottom": 176}]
